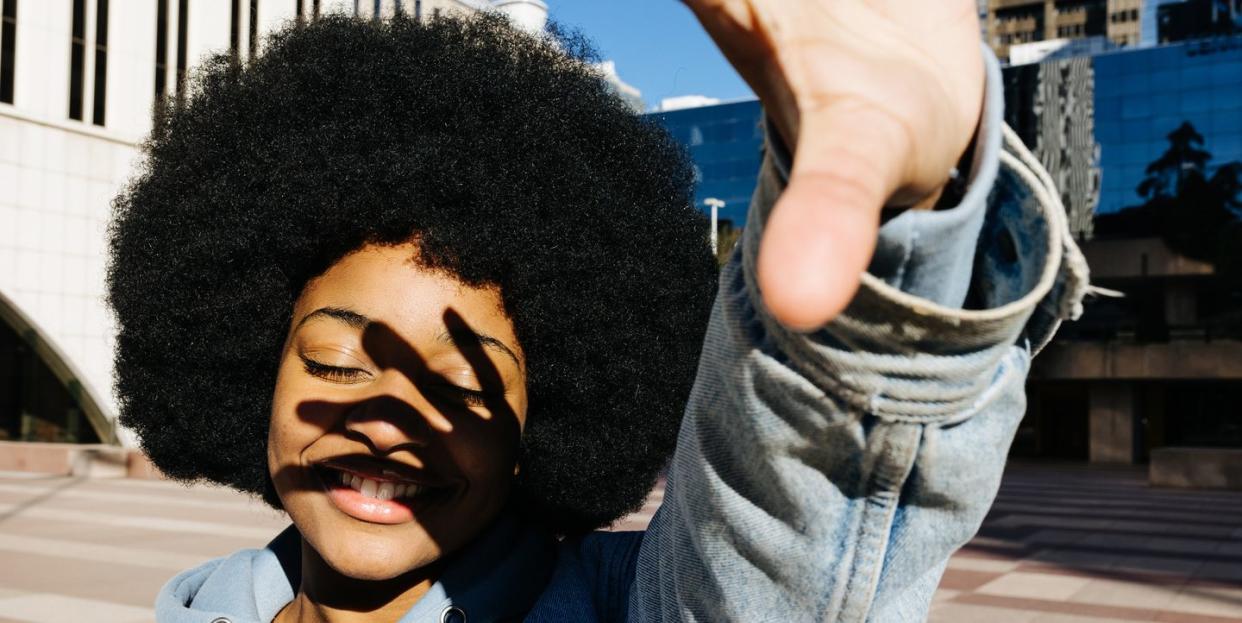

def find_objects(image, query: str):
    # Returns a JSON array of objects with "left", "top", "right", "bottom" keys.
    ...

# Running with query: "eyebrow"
[
  {"left": 295, "top": 307, "right": 369, "bottom": 330},
  {"left": 437, "top": 329, "right": 522, "bottom": 370},
  {"left": 295, "top": 306, "right": 522, "bottom": 369}
]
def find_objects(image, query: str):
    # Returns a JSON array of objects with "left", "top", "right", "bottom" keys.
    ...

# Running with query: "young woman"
[{"left": 108, "top": 1, "right": 1088, "bottom": 621}]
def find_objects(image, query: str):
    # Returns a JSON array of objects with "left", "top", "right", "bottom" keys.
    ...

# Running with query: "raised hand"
[{"left": 683, "top": 0, "right": 985, "bottom": 330}]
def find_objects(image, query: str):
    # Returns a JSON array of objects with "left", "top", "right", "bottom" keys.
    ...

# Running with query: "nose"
[{"left": 343, "top": 371, "right": 445, "bottom": 455}]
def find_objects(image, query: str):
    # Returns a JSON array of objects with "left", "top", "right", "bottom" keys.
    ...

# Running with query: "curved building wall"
[{"left": 0, "top": 289, "right": 108, "bottom": 444}]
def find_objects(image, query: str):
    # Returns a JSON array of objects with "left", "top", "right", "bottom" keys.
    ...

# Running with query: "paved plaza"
[
  {"left": 929, "top": 465, "right": 1242, "bottom": 622},
  {"left": 0, "top": 464, "right": 1239, "bottom": 622}
]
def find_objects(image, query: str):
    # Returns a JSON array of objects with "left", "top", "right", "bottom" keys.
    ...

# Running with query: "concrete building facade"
[
  {"left": 0, "top": 0, "right": 547, "bottom": 448},
  {"left": 985, "top": 0, "right": 1148, "bottom": 60}
]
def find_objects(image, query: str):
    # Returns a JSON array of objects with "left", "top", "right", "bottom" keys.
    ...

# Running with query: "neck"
[{"left": 275, "top": 538, "right": 442, "bottom": 623}]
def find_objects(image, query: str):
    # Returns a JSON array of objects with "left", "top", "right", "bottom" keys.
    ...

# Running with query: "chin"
[{"left": 317, "top": 530, "right": 444, "bottom": 581}]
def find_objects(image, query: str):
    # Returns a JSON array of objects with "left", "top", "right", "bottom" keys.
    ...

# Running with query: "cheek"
[
  {"left": 269, "top": 367, "right": 303, "bottom": 453},
  {"left": 270, "top": 359, "right": 340, "bottom": 438},
  {"left": 268, "top": 385, "right": 345, "bottom": 516},
  {"left": 450, "top": 405, "right": 524, "bottom": 485},
  {"left": 267, "top": 361, "right": 335, "bottom": 484}
]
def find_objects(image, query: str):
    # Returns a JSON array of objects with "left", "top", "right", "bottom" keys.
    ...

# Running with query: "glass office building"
[
  {"left": 1094, "top": 36, "right": 1242, "bottom": 215},
  {"left": 1012, "top": 35, "right": 1242, "bottom": 469},
  {"left": 647, "top": 100, "right": 764, "bottom": 228},
  {"left": 649, "top": 34, "right": 1242, "bottom": 233}
]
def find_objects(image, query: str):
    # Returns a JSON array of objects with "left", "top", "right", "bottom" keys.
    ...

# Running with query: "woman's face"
[{"left": 268, "top": 242, "right": 527, "bottom": 582}]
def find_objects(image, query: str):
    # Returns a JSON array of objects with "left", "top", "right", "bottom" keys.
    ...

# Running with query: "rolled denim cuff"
[{"left": 742, "top": 45, "right": 1089, "bottom": 424}]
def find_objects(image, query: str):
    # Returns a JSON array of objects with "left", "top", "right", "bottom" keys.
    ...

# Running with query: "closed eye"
[
  {"left": 435, "top": 384, "right": 491, "bottom": 408},
  {"left": 300, "top": 355, "right": 372, "bottom": 384}
]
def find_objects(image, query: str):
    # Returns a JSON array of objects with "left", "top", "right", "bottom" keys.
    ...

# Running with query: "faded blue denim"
[{"left": 155, "top": 47, "right": 1089, "bottom": 622}]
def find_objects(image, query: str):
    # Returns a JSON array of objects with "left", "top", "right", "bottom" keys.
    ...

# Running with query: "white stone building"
[{"left": 0, "top": 0, "right": 547, "bottom": 447}]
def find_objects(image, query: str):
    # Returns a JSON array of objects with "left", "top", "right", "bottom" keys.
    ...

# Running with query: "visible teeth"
[{"left": 335, "top": 469, "right": 423, "bottom": 500}]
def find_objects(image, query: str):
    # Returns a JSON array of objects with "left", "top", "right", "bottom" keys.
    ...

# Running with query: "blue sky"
[{"left": 546, "top": 2, "right": 755, "bottom": 110}]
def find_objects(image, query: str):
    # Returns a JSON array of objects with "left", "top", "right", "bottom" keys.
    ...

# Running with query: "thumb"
[{"left": 756, "top": 104, "right": 906, "bottom": 331}]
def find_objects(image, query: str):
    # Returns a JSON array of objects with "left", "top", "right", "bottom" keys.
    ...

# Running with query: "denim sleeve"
[{"left": 627, "top": 47, "right": 1088, "bottom": 622}]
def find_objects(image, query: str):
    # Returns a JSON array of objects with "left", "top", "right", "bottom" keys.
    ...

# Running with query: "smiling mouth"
[
  {"left": 334, "top": 469, "right": 424, "bottom": 500},
  {"left": 312, "top": 459, "right": 454, "bottom": 524}
]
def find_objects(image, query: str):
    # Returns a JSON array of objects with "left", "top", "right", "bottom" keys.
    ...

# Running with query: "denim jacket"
[{"left": 155, "top": 47, "right": 1089, "bottom": 623}]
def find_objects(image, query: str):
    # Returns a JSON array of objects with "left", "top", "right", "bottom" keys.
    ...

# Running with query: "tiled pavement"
[
  {"left": 0, "top": 464, "right": 1239, "bottom": 622},
  {"left": 0, "top": 473, "right": 291, "bottom": 623},
  {"left": 929, "top": 464, "right": 1242, "bottom": 622}
]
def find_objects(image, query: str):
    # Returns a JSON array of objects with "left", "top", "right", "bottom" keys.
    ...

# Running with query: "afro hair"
[{"left": 107, "top": 13, "right": 717, "bottom": 535}]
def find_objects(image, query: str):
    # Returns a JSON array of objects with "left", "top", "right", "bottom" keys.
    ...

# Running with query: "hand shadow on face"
[{"left": 271, "top": 308, "right": 523, "bottom": 612}]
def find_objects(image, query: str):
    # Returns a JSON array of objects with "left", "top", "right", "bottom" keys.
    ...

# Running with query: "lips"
[{"left": 312, "top": 455, "right": 455, "bottom": 525}]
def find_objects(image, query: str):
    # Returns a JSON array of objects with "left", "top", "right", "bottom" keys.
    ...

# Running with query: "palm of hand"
[{"left": 685, "top": 0, "right": 985, "bottom": 330}]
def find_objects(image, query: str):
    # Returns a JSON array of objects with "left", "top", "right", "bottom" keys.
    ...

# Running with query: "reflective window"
[
  {"left": 1093, "top": 37, "right": 1242, "bottom": 217},
  {"left": 649, "top": 100, "right": 764, "bottom": 226}
]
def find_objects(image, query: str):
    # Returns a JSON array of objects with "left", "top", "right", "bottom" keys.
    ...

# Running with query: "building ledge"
[
  {"left": 1151, "top": 447, "right": 1242, "bottom": 490},
  {"left": 1082, "top": 237, "right": 1215, "bottom": 279},
  {"left": 0, "top": 441, "right": 163, "bottom": 479},
  {"left": 1032, "top": 339, "right": 1242, "bottom": 380},
  {"left": 0, "top": 103, "right": 140, "bottom": 147}
]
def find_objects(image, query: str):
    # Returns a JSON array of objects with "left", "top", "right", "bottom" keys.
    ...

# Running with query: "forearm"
[{"left": 628, "top": 47, "right": 1088, "bottom": 622}]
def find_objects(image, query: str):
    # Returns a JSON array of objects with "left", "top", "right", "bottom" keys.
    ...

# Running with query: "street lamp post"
[{"left": 704, "top": 197, "right": 725, "bottom": 255}]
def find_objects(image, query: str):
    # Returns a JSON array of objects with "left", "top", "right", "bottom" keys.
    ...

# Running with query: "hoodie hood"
[{"left": 156, "top": 525, "right": 300, "bottom": 623}]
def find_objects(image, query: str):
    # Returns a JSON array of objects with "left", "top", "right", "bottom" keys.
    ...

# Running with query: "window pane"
[
  {"left": 249, "top": 0, "right": 258, "bottom": 60},
  {"left": 92, "top": 49, "right": 106, "bottom": 125},
  {"left": 69, "top": 0, "right": 86, "bottom": 119},
  {"left": 69, "top": 42, "right": 84, "bottom": 120},
  {"left": 177, "top": 0, "right": 188, "bottom": 93},
  {"left": 155, "top": 0, "right": 168, "bottom": 98},
  {"left": 95, "top": 0, "right": 108, "bottom": 46},
  {"left": 93, "top": 0, "right": 109, "bottom": 126},
  {"left": 231, "top": 0, "right": 240, "bottom": 57},
  {"left": 0, "top": 0, "right": 15, "bottom": 104},
  {"left": 72, "top": 0, "right": 85, "bottom": 39}
]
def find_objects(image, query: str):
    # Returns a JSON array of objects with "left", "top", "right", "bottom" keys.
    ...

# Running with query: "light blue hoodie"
[
  {"left": 156, "top": 511, "right": 631, "bottom": 622},
  {"left": 155, "top": 47, "right": 1089, "bottom": 622}
]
